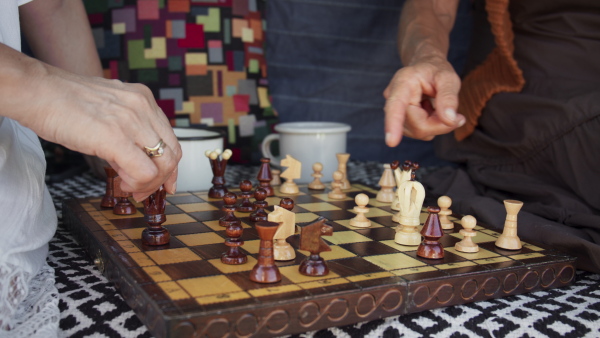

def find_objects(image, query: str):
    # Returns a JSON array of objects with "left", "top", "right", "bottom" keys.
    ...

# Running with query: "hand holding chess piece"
[
  {"left": 455, "top": 215, "right": 479, "bottom": 253},
  {"left": 269, "top": 198, "right": 296, "bottom": 261},
  {"left": 495, "top": 200, "right": 523, "bottom": 250},
  {"left": 206, "top": 149, "right": 232, "bottom": 198},
  {"left": 349, "top": 193, "right": 371, "bottom": 228},
  {"left": 101, "top": 166, "right": 118, "bottom": 208},
  {"left": 142, "top": 185, "right": 169, "bottom": 246},
  {"left": 308, "top": 162, "right": 325, "bottom": 190},
  {"left": 113, "top": 175, "right": 136, "bottom": 215}
]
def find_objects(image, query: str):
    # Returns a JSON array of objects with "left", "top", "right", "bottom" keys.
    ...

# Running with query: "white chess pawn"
[
  {"left": 328, "top": 171, "right": 346, "bottom": 200},
  {"left": 271, "top": 169, "right": 282, "bottom": 186},
  {"left": 308, "top": 162, "right": 325, "bottom": 190},
  {"left": 455, "top": 215, "right": 479, "bottom": 253},
  {"left": 350, "top": 194, "right": 371, "bottom": 228},
  {"left": 438, "top": 196, "right": 454, "bottom": 230}
]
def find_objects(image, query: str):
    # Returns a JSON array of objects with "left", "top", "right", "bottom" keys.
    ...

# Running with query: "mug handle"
[{"left": 261, "top": 133, "right": 282, "bottom": 166}]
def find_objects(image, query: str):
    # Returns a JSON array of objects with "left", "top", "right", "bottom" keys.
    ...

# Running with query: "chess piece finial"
[
  {"left": 495, "top": 200, "right": 523, "bottom": 250},
  {"left": 376, "top": 163, "right": 395, "bottom": 203},
  {"left": 308, "top": 162, "right": 325, "bottom": 190},
  {"left": 327, "top": 170, "right": 347, "bottom": 200},
  {"left": 417, "top": 206, "right": 444, "bottom": 259},
  {"left": 455, "top": 215, "right": 479, "bottom": 253},
  {"left": 249, "top": 188, "right": 269, "bottom": 222},
  {"left": 113, "top": 175, "right": 136, "bottom": 215},
  {"left": 270, "top": 198, "right": 296, "bottom": 261},
  {"left": 142, "top": 185, "right": 169, "bottom": 246},
  {"left": 236, "top": 180, "right": 254, "bottom": 213},
  {"left": 206, "top": 148, "right": 232, "bottom": 198},
  {"left": 249, "top": 221, "right": 281, "bottom": 283},
  {"left": 438, "top": 196, "right": 454, "bottom": 229},
  {"left": 349, "top": 193, "right": 371, "bottom": 228},
  {"left": 280, "top": 155, "right": 301, "bottom": 194},
  {"left": 101, "top": 166, "right": 118, "bottom": 208},
  {"left": 221, "top": 192, "right": 248, "bottom": 265},
  {"left": 335, "top": 153, "right": 351, "bottom": 190},
  {"left": 299, "top": 217, "right": 333, "bottom": 276},
  {"left": 257, "top": 158, "right": 275, "bottom": 196}
]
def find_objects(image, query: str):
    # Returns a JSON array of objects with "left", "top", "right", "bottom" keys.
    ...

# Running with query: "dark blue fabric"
[{"left": 266, "top": 0, "right": 473, "bottom": 165}]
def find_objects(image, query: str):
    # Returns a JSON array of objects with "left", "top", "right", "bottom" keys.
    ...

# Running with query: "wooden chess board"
[{"left": 63, "top": 183, "right": 576, "bottom": 338}]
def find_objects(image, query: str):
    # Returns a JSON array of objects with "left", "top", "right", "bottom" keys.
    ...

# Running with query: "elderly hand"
[{"left": 383, "top": 55, "right": 465, "bottom": 147}]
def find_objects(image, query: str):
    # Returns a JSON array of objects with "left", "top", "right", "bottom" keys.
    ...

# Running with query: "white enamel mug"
[
  {"left": 174, "top": 127, "right": 224, "bottom": 191},
  {"left": 260, "top": 122, "right": 351, "bottom": 183}
]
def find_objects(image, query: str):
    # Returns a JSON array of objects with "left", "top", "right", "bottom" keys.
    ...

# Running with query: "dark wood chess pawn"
[
  {"left": 221, "top": 192, "right": 248, "bottom": 265},
  {"left": 206, "top": 149, "right": 232, "bottom": 199},
  {"left": 142, "top": 185, "right": 170, "bottom": 246},
  {"left": 257, "top": 157, "right": 275, "bottom": 196},
  {"left": 417, "top": 206, "right": 445, "bottom": 259},
  {"left": 101, "top": 166, "right": 118, "bottom": 208},
  {"left": 220, "top": 192, "right": 241, "bottom": 227},
  {"left": 236, "top": 180, "right": 254, "bottom": 213},
  {"left": 249, "top": 221, "right": 281, "bottom": 283},
  {"left": 299, "top": 217, "right": 333, "bottom": 276},
  {"left": 250, "top": 188, "right": 268, "bottom": 222},
  {"left": 113, "top": 175, "right": 136, "bottom": 215}
]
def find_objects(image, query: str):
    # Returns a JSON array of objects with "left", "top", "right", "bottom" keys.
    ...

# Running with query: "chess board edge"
[{"left": 62, "top": 190, "right": 577, "bottom": 338}]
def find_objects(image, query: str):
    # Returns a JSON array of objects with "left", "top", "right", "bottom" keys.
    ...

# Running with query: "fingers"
[
  {"left": 383, "top": 70, "right": 424, "bottom": 147},
  {"left": 431, "top": 70, "right": 464, "bottom": 128}
]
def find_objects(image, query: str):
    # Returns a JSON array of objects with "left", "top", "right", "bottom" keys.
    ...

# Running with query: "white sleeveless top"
[{"left": 0, "top": 1, "right": 60, "bottom": 337}]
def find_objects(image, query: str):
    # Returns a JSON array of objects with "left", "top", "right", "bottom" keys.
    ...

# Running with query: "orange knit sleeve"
[{"left": 454, "top": 0, "right": 525, "bottom": 141}]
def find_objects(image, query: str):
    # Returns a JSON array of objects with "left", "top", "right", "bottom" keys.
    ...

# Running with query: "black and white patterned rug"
[{"left": 46, "top": 163, "right": 600, "bottom": 338}]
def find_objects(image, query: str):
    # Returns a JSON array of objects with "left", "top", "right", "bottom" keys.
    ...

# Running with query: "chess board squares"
[
  {"left": 279, "top": 265, "right": 342, "bottom": 285},
  {"left": 208, "top": 256, "right": 258, "bottom": 274},
  {"left": 177, "top": 232, "right": 224, "bottom": 246},
  {"left": 159, "top": 260, "right": 222, "bottom": 281},
  {"left": 202, "top": 219, "right": 253, "bottom": 232},
  {"left": 101, "top": 208, "right": 144, "bottom": 219},
  {"left": 448, "top": 231, "right": 498, "bottom": 244},
  {"left": 311, "top": 193, "right": 353, "bottom": 202},
  {"left": 297, "top": 245, "right": 356, "bottom": 261},
  {"left": 339, "top": 241, "right": 402, "bottom": 257},
  {"left": 294, "top": 212, "right": 321, "bottom": 223},
  {"left": 348, "top": 206, "right": 393, "bottom": 218},
  {"left": 146, "top": 247, "right": 202, "bottom": 265},
  {"left": 363, "top": 253, "right": 426, "bottom": 271},
  {"left": 110, "top": 217, "right": 147, "bottom": 230},
  {"left": 326, "top": 231, "right": 373, "bottom": 245},
  {"left": 177, "top": 202, "right": 219, "bottom": 213},
  {"left": 166, "top": 193, "right": 206, "bottom": 204},
  {"left": 335, "top": 219, "right": 383, "bottom": 229},
  {"left": 157, "top": 281, "right": 191, "bottom": 301},
  {"left": 178, "top": 275, "right": 246, "bottom": 300},
  {"left": 445, "top": 247, "right": 500, "bottom": 260},
  {"left": 298, "top": 202, "right": 341, "bottom": 212},
  {"left": 165, "top": 222, "right": 212, "bottom": 236},
  {"left": 163, "top": 213, "right": 198, "bottom": 226},
  {"left": 381, "top": 239, "right": 421, "bottom": 252},
  {"left": 354, "top": 227, "right": 396, "bottom": 241},
  {"left": 143, "top": 266, "right": 172, "bottom": 283},
  {"left": 189, "top": 210, "right": 226, "bottom": 222}
]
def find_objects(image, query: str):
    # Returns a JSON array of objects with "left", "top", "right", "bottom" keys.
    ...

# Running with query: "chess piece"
[
  {"left": 308, "top": 162, "right": 326, "bottom": 190},
  {"left": 142, "top": 185, "right": 169, "bottom": 246},
  {"left": 391, "top": 160, "right": 414, "bottom": 211},
  {"left": 280, "top": 155, "right": 301, "bottom": 194},
  {"left": 298, "top": 217, "right": 333, "bottom": 276},
  {"left": 269, "top": 198, "right": 296, "bottom": 261},
  {"left": 349, "top": 193, "right": 371, "bottom": 228},
  {"left": 221, "top": 193, "right": 248, "bottom": 265},
  {"left": 113, "top": 175, "right": 136, "bottom": 215},
  {"left": 417, "top": 206, "right": 444, "bottom": 259},
  {"left": 101, "top": 166, "right": 118, "bottom": 208},
  {"left": 335, "top": 153, "right": 351, "bottom": 190},
  {"left": 249, "top": 221, "right": 281, "bottom": 283},
  {"left": 376, "top": 163, "right": 395, "bottom": 203},
  {"left": 455, "top": 215, "right": 479, "bottom": 253},
  {"left": 438, "top": 196, "right": 454, "bottom": 230},
  {"left": 257, "top": 158, "right": 275, "bottom": 196},
  {"left": 249, "top": 188, "right": 269, "bottom": 222},
  {"left": 220, "top": 192, "right": 241, "bottom": 227},
  {"left": 271, "top": 169, "right": 282, "bottom": 186},
  {"left": 394, "top": 170, "right": 425, "bottom": 246},
  {"left": 495, "top": 200, "right": 523, "bottom": 250},
  {"left": 236, "top": 180, "right": 254, "bottom": 213},
  {"left": 206, "top": 149, "right": 232, "bottom": 198},
  {"left": 327, "top": 171, "right": 347, "bottom": 200}
]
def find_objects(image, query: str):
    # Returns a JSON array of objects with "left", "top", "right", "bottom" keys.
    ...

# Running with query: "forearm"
[
  {"left": 398, "top": 0, "right": 459, "bottom": 65},
  {"left": 20, "top": 0, "right": 102, "bottom": 77}
]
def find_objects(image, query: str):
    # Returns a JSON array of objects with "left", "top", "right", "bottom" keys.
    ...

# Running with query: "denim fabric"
[{"left": 266, "top": 0, "right": 473, "bottom": 165}]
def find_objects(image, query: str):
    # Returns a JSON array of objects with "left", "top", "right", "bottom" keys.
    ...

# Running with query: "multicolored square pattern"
[{"left": 85, "top": 0, "right": 275, "bottom": 163}]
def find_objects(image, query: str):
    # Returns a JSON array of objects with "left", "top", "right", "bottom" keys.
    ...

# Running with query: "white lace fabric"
[{"left": 0, "top": 261, "right": 59, "bottom": 338}]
